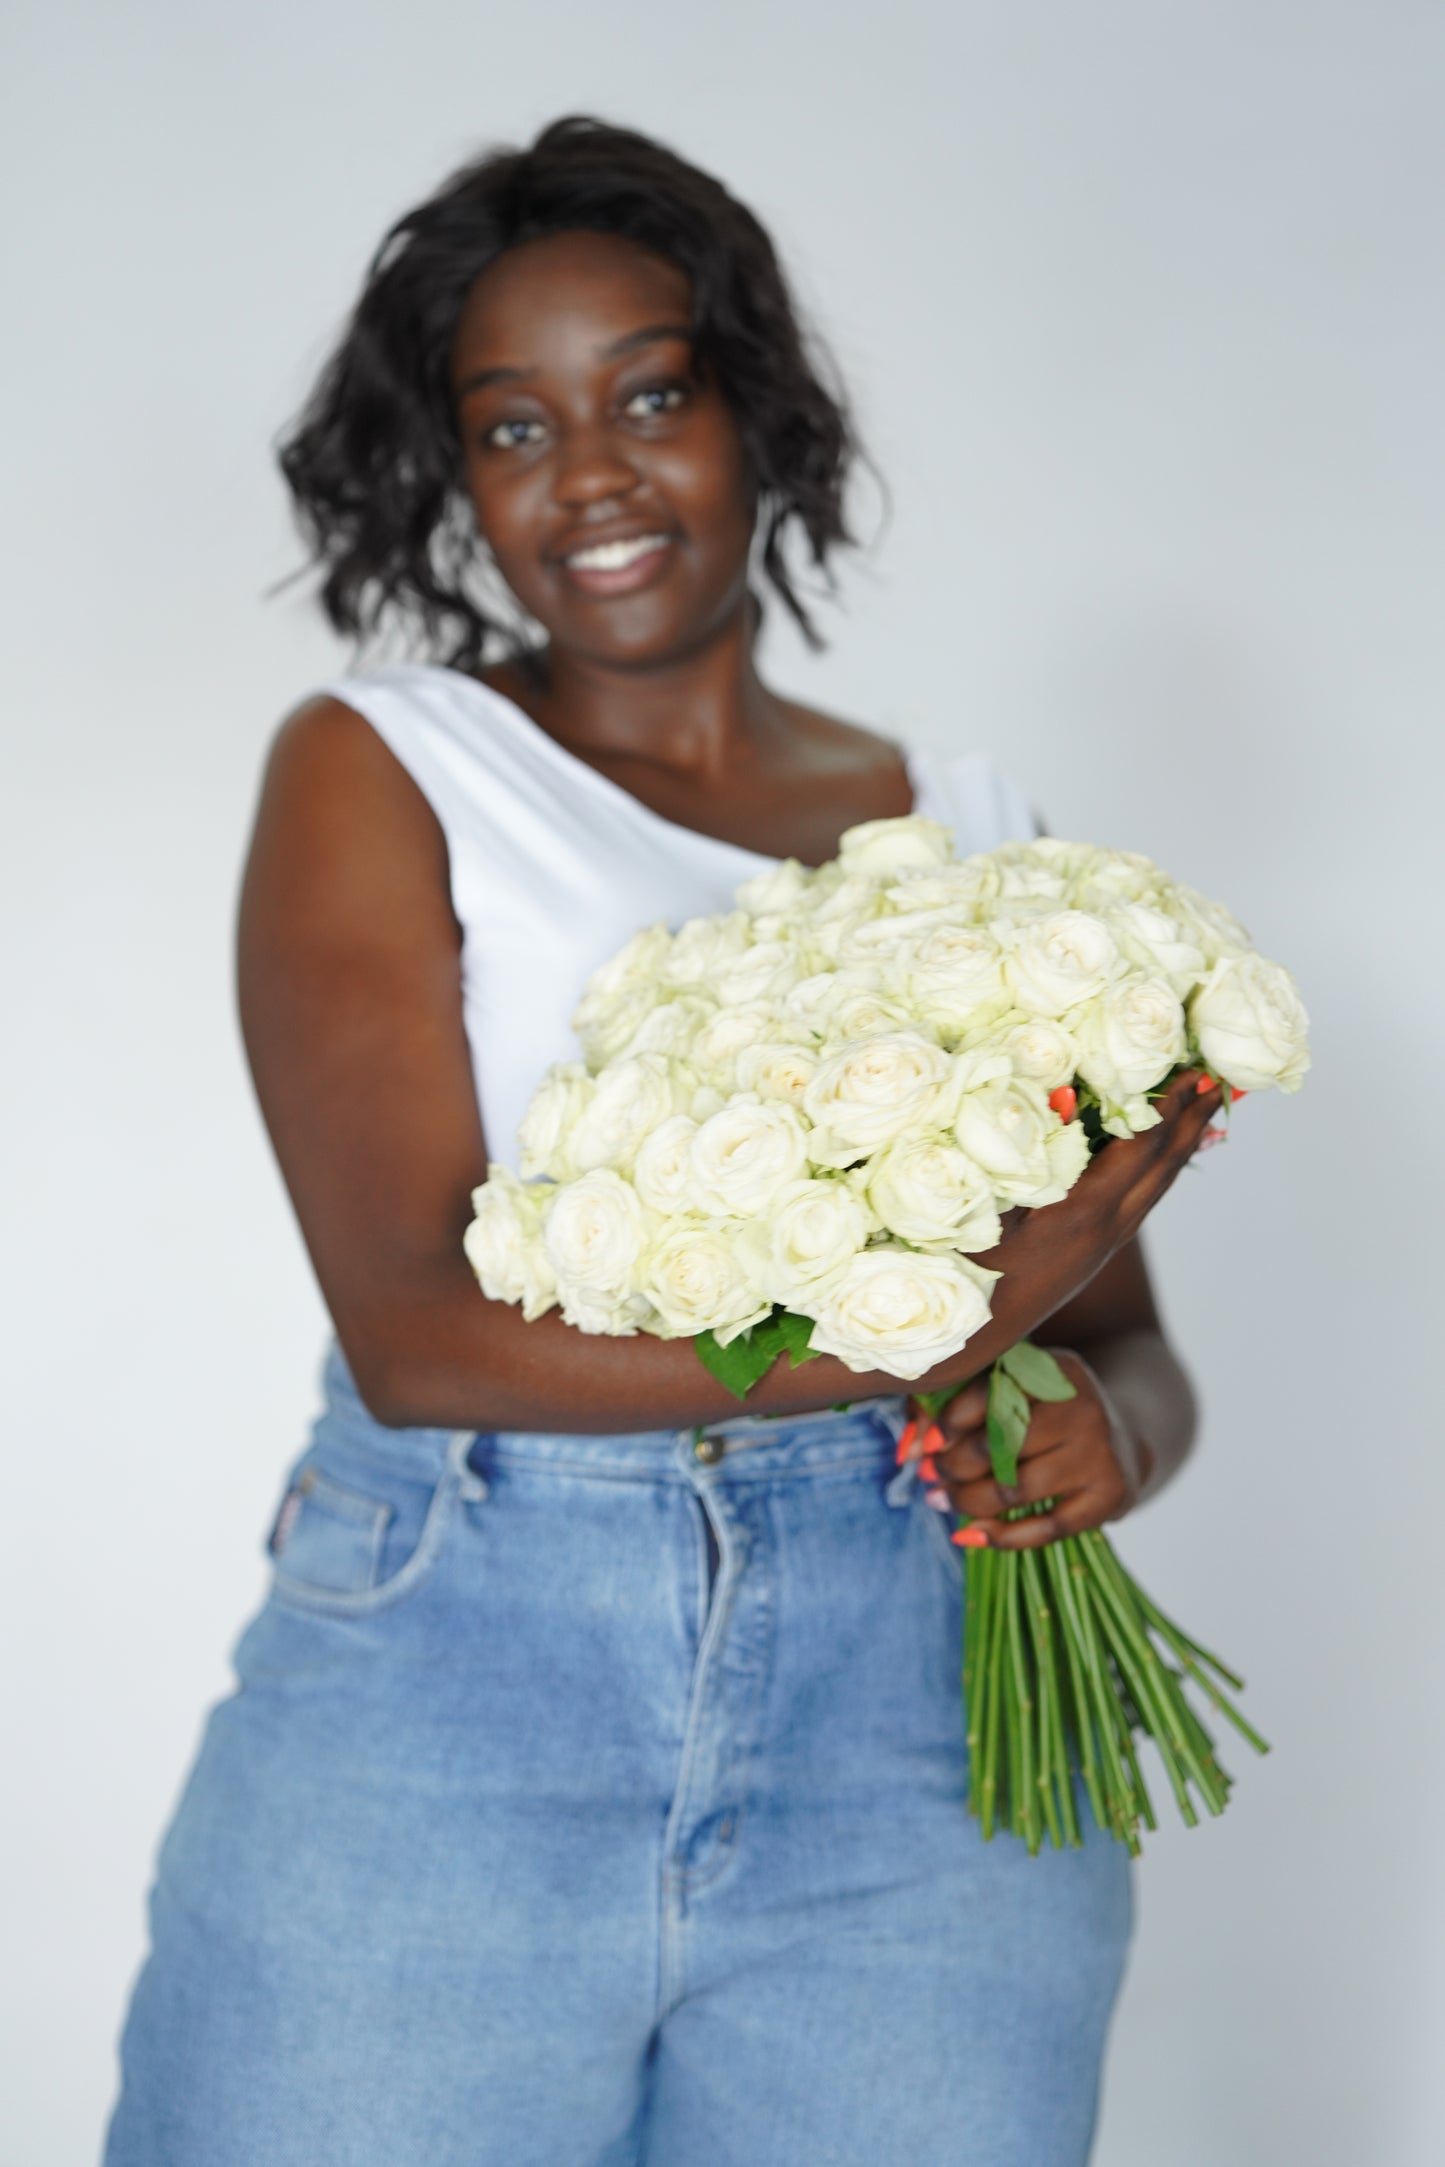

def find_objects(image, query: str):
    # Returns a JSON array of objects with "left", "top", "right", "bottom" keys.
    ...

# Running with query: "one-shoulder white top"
[{"left": 318, "top": 664, "right": 1038, "bottom": 1170}]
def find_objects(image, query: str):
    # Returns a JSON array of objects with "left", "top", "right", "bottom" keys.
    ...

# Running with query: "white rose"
[
  {"left": 734, "top": 1177, "right": 874, "bottom": 1305},
  {"left": 614, "top": 994, "right": 715, "bottom": 1063},
  {"left": 953, "top": 1075, "right": 1090, "bottom": 1206},
  {"left": 997, "top": 860, "right": 1068, "bottom": 904},
  {"left": 1189, "top": 953, "right": 1310, "bottom": 1093},
  {"left": 638, "top": 1223, "right": 771, "bottom": 1343},
  {"left": 888, "top": 854, "right": 1002, "bottom": 912},
  {"left": 1003, "top": 909, "right": 1124, "bottom": 1017},
  {"left": 735, "top": 1041, "right": 820, "bottom": 1107},
  {"left": 835, "top": 903, "right": 961, "bottom": 970},
  {"left": 736, "top": 858, "right": 811, "bottom": 916},
  {"left": 780, "top": 968, "right": 882, "bottom": 1039},
  {"left": 574, "top": 920, "right": 671, "bottom": 1007},
  {"left": 1105, "top": 901, "right": 1207, "bottom": 996},
  {"left": 463, "top": 1167, "right": 557, "bottom": 1321},
  {"left": 688, "top": 1002, "right": 780, "bottom": 1090},
  {"left": 572, "top": 981, "right": 662, "bottom": 1067},
  {"left": 817, "top": 982, "right": 923, "bottom": 1045},
  {"left": 999, "top": 1017, "right": 1079, "bottom": 1092},
  {"left": 711, "top": 938, "right": 806, "bottom": 1009},
  {"left": 1077, "top": 975, "right": 1187, "bottom": 1102},
  {"left": 690, "top": 1096, "right": 810, "bottom": 1215},
  {"left": 805, "top": 890, "right": 889, "bottom": 964},
  {"left": 808, "top": 1248, "right": 999, "bottom": 1380},
  {"left": 1170, "top": 883, "right": 1254, "bottom": 967},
  {"left": 902, "top": 923, "right": 1009, "bottom": 1035},
  {"left": 517, "top": 1062, "right": 594, "bottom": 1181},
  {"left": 1021, "top": 838, "right": 1103, "bottom": 882},
  {"left": 663, "top": 911, "right": 751, "bottom": 987},
  {"left": 803, "top": 1032, "right": 955, "bottom": 1166},
  {"left": 568, "top": 1054, "right": 688, "bottom": 1175},
  {"left": 837, "top": 813, "right": 954, "bottom": 876},
  {"left": 864, "top": 1134, "right": 1003, "bottom": 1251},
  {"left": 543, "top": 1170, "right": 652, "bottom": 1331},
  {"left": 1068, "top": 848, "right": 1164, "bottom": 910},
  {"left": 632, "top": 1114, "right": 701, "bottom": 1214}
]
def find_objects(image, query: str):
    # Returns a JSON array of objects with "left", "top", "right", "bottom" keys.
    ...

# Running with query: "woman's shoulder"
[{"left": 781, "top": 695, "right": 1041, "bottom": 848}]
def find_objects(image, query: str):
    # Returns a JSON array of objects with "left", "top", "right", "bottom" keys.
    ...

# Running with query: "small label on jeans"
[{"left": 268, "top": 1487, "right": 303, "bottom": 1557}]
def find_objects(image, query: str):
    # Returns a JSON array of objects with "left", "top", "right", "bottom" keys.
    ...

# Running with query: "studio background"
[{"left": 4, "top": 4, "right": 1440, "bottom": 2162}]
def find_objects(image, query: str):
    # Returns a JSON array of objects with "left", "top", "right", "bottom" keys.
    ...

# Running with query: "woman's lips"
[{"left": 557, "top": 532, "right": 676, "bottom": 597}]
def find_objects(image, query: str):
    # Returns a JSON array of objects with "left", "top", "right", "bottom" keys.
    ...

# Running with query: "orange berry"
[{"left": 1048, "top": 1085, "right": 1078, "bottom": 1121}]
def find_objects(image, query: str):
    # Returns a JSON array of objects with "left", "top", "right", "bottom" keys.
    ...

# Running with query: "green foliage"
[
  {"left": 695, "top": 1308, "right": 819, "bottom": 1402},
  {"left": 986, "top": 1367, "right": 1032, "bottom": 1486},
  {"left": 997, "top": 1341, "right": 1078, "bottom": 1402}
]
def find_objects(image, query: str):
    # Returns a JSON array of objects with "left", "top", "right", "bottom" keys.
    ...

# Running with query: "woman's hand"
[{"left": 910, "top": 1350, "right": 1153, "bottom": 1551}]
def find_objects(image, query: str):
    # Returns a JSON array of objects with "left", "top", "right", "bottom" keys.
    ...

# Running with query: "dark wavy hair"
[{"left": 277, "top": 115, "right": 864, "bottom": 669}]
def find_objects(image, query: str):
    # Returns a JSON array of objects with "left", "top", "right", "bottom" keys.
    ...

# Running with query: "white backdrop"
[{"left": 4, "top": 4, "right": 1442, "bottom": 2161}]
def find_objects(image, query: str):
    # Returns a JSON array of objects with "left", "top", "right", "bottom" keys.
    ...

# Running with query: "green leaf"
[
  {"left": 695, "top": 1327, "right": 777, "bottom": 1401},
  {"left": 986, "top": 1367, "right": 1032, "bottom": 1486},
  {"left": 774, "top": 1309, "right": 821, "bottom": 1366},
  {"left": 999, "top": 1340, "right": 1078, "bottom": 1403}
]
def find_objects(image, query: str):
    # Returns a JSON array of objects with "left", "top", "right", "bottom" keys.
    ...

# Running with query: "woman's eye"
[
  {"left": 623, "top": 383, "right": 687, "bottom": 420},
  {"left": 483, "top": 417, "right": 546, "bottom": 450}
]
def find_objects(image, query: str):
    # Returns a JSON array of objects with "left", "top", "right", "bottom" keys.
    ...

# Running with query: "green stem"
[
  {"left": 1086, "top": 1536, "right": 1237, "bottom": 1815},
  {"left": 1043, "top": 1541, "right": 1106, "bottom": 1839},
  {"left": 1020, "top": 1548, "right": 1067, "bottom": 1849},
  {"left": 1004, "top": 1556, "right": 1040, "bottom": 1853},
  {"left": 1081, "top": 1543, "right": 1211, "bottom": 1822},
  {"left": 980, "top": 1549, "right": 1007, "bottom": 1840},
  {"left": 1067, "top": 1551, "right": 1144, "bottom": 1852}
]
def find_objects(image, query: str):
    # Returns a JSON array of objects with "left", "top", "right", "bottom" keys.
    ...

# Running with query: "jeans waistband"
[{"left": 316, "top": 1339, "right": 911, "bottom": 1482}]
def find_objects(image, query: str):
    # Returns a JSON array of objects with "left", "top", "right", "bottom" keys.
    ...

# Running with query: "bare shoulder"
[
  {"left": 241, "top": 691, "right": 457, "bottom": 970},
  {"left": 254, "top": 692, "right": 449, "bottom": 868},
  {"left": 777, "top": 695, "right": 907, "bottom": 782}
]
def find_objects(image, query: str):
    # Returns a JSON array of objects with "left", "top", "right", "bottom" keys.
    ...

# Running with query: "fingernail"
[
  {"left": 952, "top": 1527, "right": 989, "bottom": 1548},
  {"left": 1048, "top": 1085, "right": 1078, "bottom": 1121},
  {"left": 923, "top": 1424, "right": 945, "bottom": 1454},
  {"left": 917, "top": 1454, "right": 939, "bottom": 1484},
  {"left": 924, "top": 1486, "right": 952, "bottom": 1512},
  {"left": 895, "top": 1418, "right": 919, "bottom": 1466},
  {"left": 1194, "top": 1125, "right": 1227, "bottom": 1153},
  {"left": 1195, "top": 1072, "right": 1218, "bottom": 1096},
  {"left": 1229, "top": 1087, "right": 1248, "bottom": 1103}
]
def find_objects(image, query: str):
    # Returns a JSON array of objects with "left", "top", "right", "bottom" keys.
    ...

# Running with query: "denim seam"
[
  {"left": 657, "top": 1480, "right": 746, "bottom": 2018},
  {"left": 270, "top": 1430, "right": 477, "bottom": 1619},
  {"left": 485, "top": 1448, "right": 890, "bottom": 1485}
]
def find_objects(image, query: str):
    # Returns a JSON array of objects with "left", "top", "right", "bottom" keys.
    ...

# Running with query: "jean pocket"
[{"left": 267, "top": 1432, "right": 478, "bottom": 1617}]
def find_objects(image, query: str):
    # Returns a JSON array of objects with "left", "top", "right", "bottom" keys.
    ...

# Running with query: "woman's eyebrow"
[
  {"left": 601, "top": 321, "right": 694, "bottom": 359},
  {"left": 456, "top": 323, "right": 693, "bottom": 401}
]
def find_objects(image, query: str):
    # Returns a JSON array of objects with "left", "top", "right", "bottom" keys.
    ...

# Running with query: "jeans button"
[{"left": 693, "top": 1433, "right": 725, "bottom": 1465}]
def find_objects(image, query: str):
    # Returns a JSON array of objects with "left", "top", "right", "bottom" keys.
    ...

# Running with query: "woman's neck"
[{"left": 486, "top": 603, "right": 786, "bottom": 783}]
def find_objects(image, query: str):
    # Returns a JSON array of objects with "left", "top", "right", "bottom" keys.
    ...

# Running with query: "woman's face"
[{"left": 450, "top": 230, "right": 756, "bottom": 669}]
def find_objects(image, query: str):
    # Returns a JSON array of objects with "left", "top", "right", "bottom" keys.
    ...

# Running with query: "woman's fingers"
[{"left": 944, "top": 1437, "right": 1116, "bottom": 1523}]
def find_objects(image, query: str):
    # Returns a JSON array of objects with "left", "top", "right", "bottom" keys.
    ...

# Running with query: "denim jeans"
[{"left": 103, "top": 1344, "right": 1133, "bottom": 2166}]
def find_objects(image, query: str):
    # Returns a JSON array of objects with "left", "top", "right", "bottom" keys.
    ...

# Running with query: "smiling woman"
[{"left": 103, "top": 114, "right": 1214, "bottom": 2167}]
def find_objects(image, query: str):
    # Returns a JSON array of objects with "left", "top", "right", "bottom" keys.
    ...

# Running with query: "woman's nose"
[{"left": 552, "top": 425, "right": 641, "bottom": 510}]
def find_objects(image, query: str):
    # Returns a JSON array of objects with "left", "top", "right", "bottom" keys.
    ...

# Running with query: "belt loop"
[{"left": 450, "top": 1429, "right": 489, "bottom": 1502}]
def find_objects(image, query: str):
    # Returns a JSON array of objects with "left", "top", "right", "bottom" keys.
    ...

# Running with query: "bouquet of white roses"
[{"left": 465, "top": 816, "right": 1308, "bottom": 1853}]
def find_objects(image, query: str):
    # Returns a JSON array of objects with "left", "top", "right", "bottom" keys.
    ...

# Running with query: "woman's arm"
[{"left": 238, "top": 699, "right": 1224, "bottom": 1435}]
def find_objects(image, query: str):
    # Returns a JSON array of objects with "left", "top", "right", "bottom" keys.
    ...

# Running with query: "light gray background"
[{"left": 3, "top": 3, "right": 1441, "bottom": 2161}]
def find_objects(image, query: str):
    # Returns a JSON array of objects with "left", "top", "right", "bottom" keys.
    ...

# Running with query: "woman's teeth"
[{"left": 564, "top": 534, "right": 670, "bottom": 571}]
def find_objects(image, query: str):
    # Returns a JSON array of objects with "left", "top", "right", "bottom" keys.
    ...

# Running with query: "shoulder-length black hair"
[{"left": 277, "top": 114, "right": 863, "bottom": 670}]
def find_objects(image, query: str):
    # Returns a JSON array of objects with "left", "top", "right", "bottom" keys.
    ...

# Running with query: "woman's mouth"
[{"left": 558, "top": 532, "right": 676, "bottom": 596}]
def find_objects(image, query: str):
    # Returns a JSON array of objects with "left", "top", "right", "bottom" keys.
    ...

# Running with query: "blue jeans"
[{"left": 104, "top": 1345, "right": 1133, "bottom": 2166}]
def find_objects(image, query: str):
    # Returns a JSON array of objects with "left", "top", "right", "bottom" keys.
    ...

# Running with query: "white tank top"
[{"left": 318, "top": 663, "right": 1038, "bottom": 1169}]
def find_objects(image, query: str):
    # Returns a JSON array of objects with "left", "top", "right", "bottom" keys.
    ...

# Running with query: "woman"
[{"left": 105, "top": 116, "right": 1222, "bottom": 2167}]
